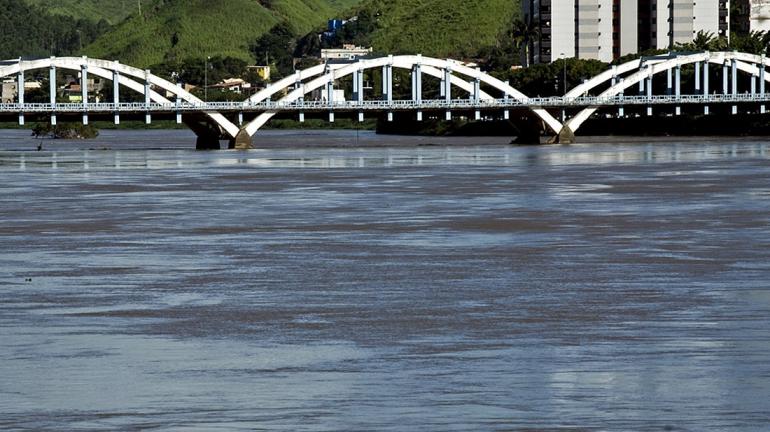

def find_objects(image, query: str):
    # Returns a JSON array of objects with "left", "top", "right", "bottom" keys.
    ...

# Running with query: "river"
[{"left": 1, "top": 130, "right": 770, "bottom": 430}]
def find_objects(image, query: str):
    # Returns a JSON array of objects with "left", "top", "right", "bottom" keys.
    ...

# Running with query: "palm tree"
[
  {"left": 511, "top": 19, "right": 540, "bottom": 68},
  {"left": 730, "top": 30, "right": 769, "bottom": 55}
]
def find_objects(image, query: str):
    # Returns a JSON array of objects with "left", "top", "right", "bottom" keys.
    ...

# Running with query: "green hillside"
[
  {"left": 84, "top": 0, "right": 364, "bottom": 68},
  {"left": 24, "top": 0, "right": 136, "bottom": 24},
  {"left": 1, "top": 0, "right": 109, "bottom": 59},
  {"left": 360, "top": 0, "right": 520, "bottom": 58}
]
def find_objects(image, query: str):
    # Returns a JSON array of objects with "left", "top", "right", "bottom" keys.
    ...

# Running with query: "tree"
[
  {"left": 730, "top": 30, "right": 770, "bottom": 55},
  {"left": 511, "top": 19, "right": 540, "bottom": 68},
  {"left": 250, "top": 22, "right": 296, "bottom": 78}
]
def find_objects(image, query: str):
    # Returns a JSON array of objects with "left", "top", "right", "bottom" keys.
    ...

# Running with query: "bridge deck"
[{"left": 2, "top": 94, "right": 770, "bottom": 115}]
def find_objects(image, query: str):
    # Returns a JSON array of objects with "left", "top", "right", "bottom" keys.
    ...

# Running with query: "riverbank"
[{"left": 3, "top": 128, "right": 770, "bottom": 153}]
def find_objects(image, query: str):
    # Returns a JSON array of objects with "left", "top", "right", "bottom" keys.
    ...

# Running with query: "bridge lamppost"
[
  {"left": 560, "top": 52, "right": 567, "bottom": 122},
  {"left": 204, "top": 55, "right": 211, "bottom": 102}
]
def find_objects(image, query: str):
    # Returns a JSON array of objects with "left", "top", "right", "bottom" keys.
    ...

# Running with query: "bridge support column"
[
  {"left": 473, "top": 68, "right": 481, "bottom": 120},
  {"left": 81, "top": 62, "right": 88, "bottom": 125},
  {"left": 444, "top": 65, "right": 452, "bottom": 120},
  {"left": 412, "top": 58, "right": 423, "bottom": 121},
  {"left": 298, "top": 95, "right": 305, "bottom": 123},
  {"left": 184, "top": 114, "right": 227, "bottom": 150},
  {"left": 512, "top": 112, "right": 547, "bottom": 144},
  {"left": 618, "top": 78, "right": 625, "bottom": 117},
  {"left": 695, "top": 61, "right": 701, "bottom": 93},
  {"left": 759, "top": 55, "right": 766, "bottom": 114},
  {"left": 646, "top": 69, "right": 653, "bottom": 117},
  {"left": 174, "top": 82, "right": 182, "bottom": 124},
  {"left": 675, "top": 65, "right": 681, "bottom": 116},
  {"left": 503, "top": 93, "right": 510, "bottom": 120},
  {"left": 553, "top": 126, "right": 575, "bottom": 144},
  {"left": 49, "top": 61, "right": 57, "bottom": 126},
  {"left": 144, "top": 69, "right": 152, "bottom": 124},
  {"left": 17, "top": 67, "right": 24, "bottom": 126},
  {"left": 326, "top": 77, "right": 335, "bottom": 122},
  {"left": 230, "top": 128, "right": 254, "bottom": 150},
  {"left": 355, "top": 67, "right": 364, "bottom": 122},
  {"left": 703, "top": 62, "right": 710, "bottom": 115},
  {"left": 113, "top": 66, "right": 120, "bottom": 125},
  {"left": 383, "top": 56, "right": 393, "bottom": 121},
  {"left": 731, "top": 59, "right": 738, "bottom": 115},
  {"left": 666, "top": 68, "right": 673, "bottom": 95}
]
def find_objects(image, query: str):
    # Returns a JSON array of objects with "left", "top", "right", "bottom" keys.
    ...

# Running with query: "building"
[
  {"left": 210, "top": 78, "right": 252, "bottom": 94},
  {"left": 525, "top": 0, "right": 730, "bottom": 64},
  {"left": 751, "top": 0, "right": 770, "bottom": 31},
  {"left": 321, "top": 45, "right": 373, "bottom": 62},
  {"left": 2, "top": 79, "right": 17, "bottom": 103},
  {"left": 2, "top": 79, "right": 44, "bottom": 103},
  {"left": 640, "top": 0, "right": 729, "bottom": 50},
  {"left": 524, "top": 0, "right": 636, "bottom": 63},
  {"left": 247, "top": 65, "right": 271, "bottom": 82}
]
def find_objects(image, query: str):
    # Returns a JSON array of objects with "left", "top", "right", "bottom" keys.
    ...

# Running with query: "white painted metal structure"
[
  {"left": 2, "top": 52, "right": 770, "bottom": 143},
  {"left": 563, "top": 51, "right": 770, "bottom": 134},
  {"left": 240, "top": 54, "right": 564, "bottom": 136},
  {"left": 0, "top": 56, "right": 240, "bottom": 137}
]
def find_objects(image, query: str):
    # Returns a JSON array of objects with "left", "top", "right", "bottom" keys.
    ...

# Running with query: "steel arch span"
[
  {"left": 0, "top": 56, "right": 240, "bottom": 138},
  {"left": 561, "top": 51, "right": 770, "bottom": 138},
  {"left": 240, "top": 54, "right": 564, "bottom": 139}
]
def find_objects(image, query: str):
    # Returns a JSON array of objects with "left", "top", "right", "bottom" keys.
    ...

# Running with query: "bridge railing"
[{"left": 2, "top": 94, "right": 770, "bottom": 114}]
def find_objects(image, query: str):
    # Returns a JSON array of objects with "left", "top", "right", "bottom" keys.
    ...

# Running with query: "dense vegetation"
[
  {"left": 24, "top": 0, "right": 136, "bottom": 24},
  {"left": 83, "top": 0, "right": 364, "bottom": 68},
  {"left": 0, "top": 0, "right": 110, "bottom": 59},
  {"left": 356, "top": 0, "right": 521, "bottom": 59}
]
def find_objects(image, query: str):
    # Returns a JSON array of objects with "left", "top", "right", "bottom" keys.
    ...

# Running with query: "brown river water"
[{"left": 1, "top": 130, "right": 770, "bottom": 430}]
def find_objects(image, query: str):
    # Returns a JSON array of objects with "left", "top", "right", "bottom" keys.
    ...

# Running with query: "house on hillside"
[
  {"left": 2, "top": 80, "right": 18, "bottom": 103},
  {"left": 210, "top": 78, "right": 252, "bottom": 95},
  {"left": 62, "top": 74, "right": 106, "bottom": 102},
  {"left": 247, "top": 65, "right": 271, "bottom": 82},
  {"left": 2, "top": 79, "right": 44, "bottom": 102},
  {"left": 321, "top": 44, "right": 373, "bottom": 63}
]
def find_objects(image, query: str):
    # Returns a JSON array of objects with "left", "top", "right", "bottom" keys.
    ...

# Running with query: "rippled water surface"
[{"left": 2, "top": 130, "right": 770, "bottom": 430}]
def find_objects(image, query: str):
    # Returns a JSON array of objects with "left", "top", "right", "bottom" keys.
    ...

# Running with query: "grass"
[
  {"left": 355, "top": 0, "right": 520, "bottom": 59},
  {"left": 83, "top": 0, "right": 366, "bottom": 68},
  {"left": 24, "top": 0, "right": 136, "bottom": 24}
]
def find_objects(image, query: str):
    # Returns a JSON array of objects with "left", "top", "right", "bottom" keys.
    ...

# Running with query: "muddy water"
[{"left": 1, "top": 131, "right": 770, "bottom": 430}]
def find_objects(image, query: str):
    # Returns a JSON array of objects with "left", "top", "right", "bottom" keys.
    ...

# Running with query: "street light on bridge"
[
  {"left": 204, "top": 55, "right": 211, "bottom": 102},
  {"left": 560, "top": 52, "right": 567, "bottom": 122}
]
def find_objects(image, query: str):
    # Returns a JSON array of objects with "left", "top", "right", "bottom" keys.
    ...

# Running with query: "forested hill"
[
  {"left": 24, "top": 0, "right": 136, "bottom": 24},
  {"left": 4, "top": 0, "right": 520, "bottom": 69},
  {"left": 0, "top": 0, "right": 109, "bottom": 60},
  {"left": 84, "top": 0, "right": 364, "bottom": 68},
  {"left": 353, "top": 0, "right": 521, "bottom": 59}
]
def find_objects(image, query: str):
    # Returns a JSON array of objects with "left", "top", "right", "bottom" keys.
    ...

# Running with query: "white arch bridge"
[{"left": 1, "top": 51, "right": 769, "bottom": 149}]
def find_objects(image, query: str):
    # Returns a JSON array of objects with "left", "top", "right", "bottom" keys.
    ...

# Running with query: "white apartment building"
[
  {"left": 751, "top": 0, "right": 770, "bottom": 31},
  {"left": 524, "top": 0, "right": 730, "bottom": 64},
  {"left": 650, "top": 0, "right": 730, "bottom": 49}
]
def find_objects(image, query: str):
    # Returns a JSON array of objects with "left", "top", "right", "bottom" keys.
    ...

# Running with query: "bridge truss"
[{"left": 1, "top": 52, "right": 768, "bottom": 147}]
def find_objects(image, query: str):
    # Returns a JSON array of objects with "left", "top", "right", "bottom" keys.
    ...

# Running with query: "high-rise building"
[
  {"left": 750, "top": 0, "right": 770, "bottom": 31},
  {"left": 524, "top": 0, "right": 730, "bottom": 64},
  {"left": 641, "top": 0, "right": 730, "bottom": 49},
  {"left": 524, "top": 0, "right": 628, "bottom": 63}
]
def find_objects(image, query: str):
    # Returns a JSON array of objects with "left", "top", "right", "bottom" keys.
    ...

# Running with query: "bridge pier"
[
  {"left": 549, "top": 126, "right": 576, "bottom": 145},
  {"left": 229, "top": 128, "right": 253, "bottom": 150},
  {"left": 183, "top": 114, "right": 230, "bottom": 150}
]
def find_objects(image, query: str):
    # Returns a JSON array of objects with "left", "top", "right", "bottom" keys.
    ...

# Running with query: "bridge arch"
[
  {"left": 564, "top": 51, "right": 770, "bottom": 135},
  {"left": 241, "top": 55, "right": 564, "bottom": 137},
  {"left": 0, "top": 56, "right": 240, "bottom": 138}
]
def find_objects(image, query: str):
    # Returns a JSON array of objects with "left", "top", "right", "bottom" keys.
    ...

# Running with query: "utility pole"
[
  {"left": 137, "top": 0, "right": 142, "bottom": 16},
  {"left": 204, "top": 56, "right": 210, "bottom": 102},
  {"left": 560, "top": 52, "right": 567, "bottom": 122}
]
